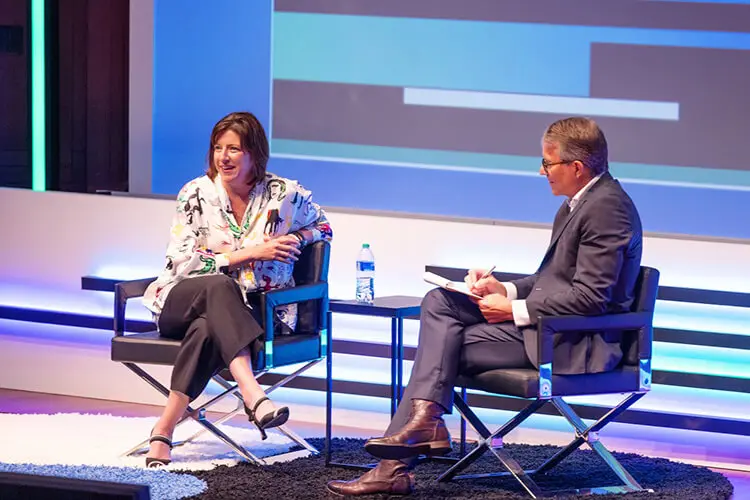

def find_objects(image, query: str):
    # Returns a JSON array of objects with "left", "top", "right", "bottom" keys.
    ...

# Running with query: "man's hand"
[
  {"left": 244, "top": 235, "right": 302, "bottom": 263},
  {"left": 465, "top": 268, "right": 507, "bottom": 297},
  {"left": 474, "top": 293, "right": 514, "bottom": 324}
]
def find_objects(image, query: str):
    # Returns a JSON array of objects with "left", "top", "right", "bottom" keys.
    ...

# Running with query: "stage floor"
[{"left": 1, "top": 388, "right": 748, "bottom": 499}]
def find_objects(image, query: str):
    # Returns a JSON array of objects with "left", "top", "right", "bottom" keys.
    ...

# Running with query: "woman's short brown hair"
[{"left": 206, "top": 111, "right": 269, "bottom": 182}]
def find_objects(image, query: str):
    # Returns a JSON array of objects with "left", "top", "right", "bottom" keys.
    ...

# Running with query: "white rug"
[{"left": 0, "top": 412, "right": 308, "bottom": 471}]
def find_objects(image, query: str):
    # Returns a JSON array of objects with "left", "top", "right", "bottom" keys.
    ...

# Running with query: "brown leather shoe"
[
  {"left": 326, "top": 460, "right": 414, "bottom": 496},
  {"left": 364, "top": 399, "right": 452, "bottom": 460}
]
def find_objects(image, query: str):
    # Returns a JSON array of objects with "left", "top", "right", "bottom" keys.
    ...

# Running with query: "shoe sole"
[
  {"left": 364, "top": 440, "right": 452, "bottom": 460},
  {"left": 325, "top": 483, "right": 412, "bottom": 497},
  {"left": 262, "top": 409, "right": 290, "bottom": 430},
  {"left": 326, "top": 477, "right": 414, "bottom": 498},
  {"left": 325, "top": 484, "right": 347, "bottom": 497},
  {"left": 145, "top": 458, "right": 171, "bottom": 468}
]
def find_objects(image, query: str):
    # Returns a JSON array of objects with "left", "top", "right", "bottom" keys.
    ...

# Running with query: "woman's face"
[{"left": 213, "top": 130, "right": 254, "bottom": 188}]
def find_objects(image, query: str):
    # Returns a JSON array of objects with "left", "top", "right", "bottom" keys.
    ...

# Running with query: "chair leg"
[
  {"left": 533, "top": 396, "right": 640, "bottom": 475},
  {"left": 257, "top": 362, "right": 322, "bottom": 458},
  {"left": 533, "top": 395, "right": 646, "bottom": 493},
  {"left": 119, "top": 367, "right": 263, "bottom": 463},
  {"left": 169, "top": 376, "right": 245, "bottom": 446},
  {"left": 275, "top": 425, "right": 319, "bottom": 455},
  {"left": 120, "top": 362, "right": 323, "bottom": 466},
  {"left": 123, "top": 362, "right": 169, "bottom": 397},
  {"left": 119, "top": 365, "right": 272, "bottom": 465},
  {"left": 119, "top": 363, "right": 173, "bottom": 456},
  {"left": 531, "top": 431, "right": 586, "bottom": 476},
  {"left": 174, "top": 402, "right": 244, "bottom": 448},
  {"left": 487, "top": 446, "right": 544, "bottom": 499},
  {"left": 181, "top": 368, "right": 323, "bottom": 464},
  {"left": 263, "top": 359, "right": 322, "bottom": 394},
  {"left": 437, "top": 391, "right": 649, "bottom": 497},
  {"left": 438, "top": 436, "right": 543, "bottom": 498},
  {"left": 437, "top": 439, "right": 491, "bottom": 482},
  {"left": 587, "top": 440, "right": 643, "bottom": 492},
  {"left": 153, "top": 365, "right": 320, "bottom": 452},
  {"left": 437, "top": 395, "right": 546, "bottom": 499},
  {"left": 460, "top": 387, "right": 468, "bottom": 457},
  {"left": 325, "top": 310, "right": 334, "bottom": 466},
  {"left": 193, "top": 417, "right": 267, "bottom": 465}
]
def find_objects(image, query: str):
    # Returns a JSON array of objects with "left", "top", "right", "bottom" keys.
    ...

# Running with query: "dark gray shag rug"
[{"left": 181, "top": 438, "right": 733, "bottom": 499}]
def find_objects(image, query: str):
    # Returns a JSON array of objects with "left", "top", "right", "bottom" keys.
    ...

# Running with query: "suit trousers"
[
  {"left": 386, "top": 288, "right": 531, "bottom": 436},
  {"left": 157, "top": 274, "right": 264, "bottom": 400}
]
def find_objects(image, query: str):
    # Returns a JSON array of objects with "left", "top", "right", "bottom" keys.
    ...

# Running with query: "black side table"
[{"left": 324, "top": 295, "right": 422, "bottom": 467}]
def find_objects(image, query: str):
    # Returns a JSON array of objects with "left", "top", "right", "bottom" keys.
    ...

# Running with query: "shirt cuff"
[
  {"left": 215, "top": 253, "right": 231, "bottom": 273},
  {"left": 502, "top": 282, "right": 518, "bottom": 300},
  {"left": 511, "top": 299, "right": 532, "bottom": 327}
]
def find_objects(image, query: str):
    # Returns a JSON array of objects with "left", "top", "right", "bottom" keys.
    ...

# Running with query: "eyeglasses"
[{"left": 541, "top": 158, "right": 576, "bottom": 174}]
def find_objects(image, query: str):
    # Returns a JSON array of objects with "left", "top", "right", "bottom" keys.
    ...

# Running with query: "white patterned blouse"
[{"left": 143, "top": 173, "right": 333, "bottom": 331}]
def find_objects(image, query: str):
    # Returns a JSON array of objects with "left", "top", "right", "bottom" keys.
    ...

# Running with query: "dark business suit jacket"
[{"left": 512, "top": 172, "right": 642, "bottom": 374}]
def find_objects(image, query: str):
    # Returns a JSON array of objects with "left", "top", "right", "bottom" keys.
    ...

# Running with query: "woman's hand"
[
  {"left": 293, "top": 229, "right": 313, "bottom": 245},
  {"left": 244, "top": 235, "right": 302, "bottom": 263},
  {"left": 464, "top": 268, "right": 507, "bottom": 297}
]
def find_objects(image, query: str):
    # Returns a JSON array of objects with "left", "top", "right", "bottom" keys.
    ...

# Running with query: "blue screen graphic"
[{"left": 152, "top": 0, "right": 750, "bottom": 240}]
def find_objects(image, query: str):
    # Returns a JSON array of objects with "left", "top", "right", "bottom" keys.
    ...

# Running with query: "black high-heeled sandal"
[
  {"left": 145, "top": 434, "right": 173, "bottom": 468},
  {"left": 244, "top": 396, "right": 289, "bottom": 440}
]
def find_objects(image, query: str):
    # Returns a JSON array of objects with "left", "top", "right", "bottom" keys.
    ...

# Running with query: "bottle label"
[
  {"left": 356, "top": 277, "right": 374, "bottom": 304},
  {"left": 357, "top": 261, "right": 375, "bottom": 272}
]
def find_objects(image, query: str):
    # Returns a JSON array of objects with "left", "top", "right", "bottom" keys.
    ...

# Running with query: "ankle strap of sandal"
[
  {"left": 251, "top": 396, "right": 270, "bottom": 415},
  {"left": 149, "top": 434, "right": 173, "bottom": 449}
]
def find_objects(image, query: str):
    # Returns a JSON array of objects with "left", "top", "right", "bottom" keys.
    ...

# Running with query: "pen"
[{"left": 477, "top": 265, "right": 497, "bottom": 282}]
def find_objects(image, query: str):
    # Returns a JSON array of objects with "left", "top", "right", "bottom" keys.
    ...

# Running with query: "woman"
[{"left": 142, "top": 111, "right": 333, "bottom": 467}]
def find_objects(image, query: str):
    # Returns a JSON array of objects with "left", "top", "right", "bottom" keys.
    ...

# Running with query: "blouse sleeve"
[{"left": 290, "top": 184, "right": 333, "bottom": 244}]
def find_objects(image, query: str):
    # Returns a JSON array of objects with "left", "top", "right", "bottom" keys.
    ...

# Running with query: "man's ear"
[{"left": 572, "top": 160, "right": 586, "bottom": 177}]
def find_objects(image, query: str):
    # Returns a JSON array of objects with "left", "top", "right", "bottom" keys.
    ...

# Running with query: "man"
[{"left": 327, "top": 117, "right": 643, "bottom": 496}]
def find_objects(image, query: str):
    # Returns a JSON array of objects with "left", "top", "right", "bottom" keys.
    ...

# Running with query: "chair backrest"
[
  {"left": 621, "top": 266, "right": 660, "bottom": 365},
  {"left": 293, "top": 240, "right": 330, "bottom": 286},
  {"left": 294, "top": 240, "right": 331, "bottom": 334}
]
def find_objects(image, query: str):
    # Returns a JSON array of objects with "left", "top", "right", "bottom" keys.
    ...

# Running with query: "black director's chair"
[
  {"left": 442, "top": 266, "right": 660, "bottom": 498},
  {"left": 111, "top": 241, "right": 330, "bottom": 465}
]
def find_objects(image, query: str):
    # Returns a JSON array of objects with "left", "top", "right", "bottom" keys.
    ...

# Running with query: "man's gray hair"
[{"left": 543, "top": 117, "right": 609, "bottom": 176}]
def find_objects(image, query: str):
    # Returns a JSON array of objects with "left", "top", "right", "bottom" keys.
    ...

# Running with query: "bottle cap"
[{"left": 362, "top": 243, "right": 370, "bottom": 248}]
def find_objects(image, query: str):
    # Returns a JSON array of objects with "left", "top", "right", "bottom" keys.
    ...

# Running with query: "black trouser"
[
  {"left": 386, "top": 288, "right": 532, "bottom": 436},
  {"left": 158, "top": 274, "right": 264, "bottom": 401}
]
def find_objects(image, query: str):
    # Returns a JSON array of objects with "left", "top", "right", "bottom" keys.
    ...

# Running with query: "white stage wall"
[{"left": 1, "top": 187, "right": 750, "bottom": 470}]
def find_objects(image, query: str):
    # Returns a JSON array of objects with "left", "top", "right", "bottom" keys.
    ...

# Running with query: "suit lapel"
[
  {"left": 538, "top": 172, "right": 613, "bottom": 268},
  {"left": 548, "top": 202, "right": 571, "bottom": 249},
  {"left": 548, "top": 198, "right": 585, "bottom": 248},
  {"left": 538, "top": 201, "right": 582, "bottom": 268}
]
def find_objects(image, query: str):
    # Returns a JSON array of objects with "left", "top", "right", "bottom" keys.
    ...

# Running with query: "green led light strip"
[{"left": 31, "top": 0, "right": 46, "bottom": 191}]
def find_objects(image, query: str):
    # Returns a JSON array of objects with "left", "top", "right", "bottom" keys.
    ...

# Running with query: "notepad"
[{"left": 423, "top": 271, "right": 482, "bottom": 299}]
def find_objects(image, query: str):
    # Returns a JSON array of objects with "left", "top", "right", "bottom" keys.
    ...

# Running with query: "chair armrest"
[
  {"left": 536, "top": 311, "right": 654, "bottom": 366},
  {"left": 114, "top": 277, "right": 157, "bottom": 337},
  {"left": 253, "top": 282, "right": 329, "bottom": 344},
  {"left": 538, "top": 311, "right": 652, "bottom": 333},
  {"left": 262, "top": 282, "right": 328, "bottom": 307},
  {"left": 114, "top": 277, "right": 157, "bottom": 300}
]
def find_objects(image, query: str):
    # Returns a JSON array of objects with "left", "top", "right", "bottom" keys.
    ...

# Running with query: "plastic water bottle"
[{"left": 355, "top": 243, "right": 375, "bottom": 304}]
